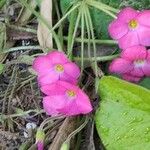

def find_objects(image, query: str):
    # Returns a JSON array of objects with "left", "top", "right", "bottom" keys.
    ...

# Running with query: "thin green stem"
[
  {"left": 62, "top": 116, "right": 89, "bottom": 144},
  {"left": 67, "top": 9, "right": 77, "bottom": 60},
  {"left": 74, "top": 54, "right": 119, "bottom": 62},
  {"left": 85, "top": 6, "right": 98, "bottom": 77},
  {"left": 81, "top": 5, "right": 85, "bottom": 71},
  {"left": 7, "top": 24, "right": 37, "bottom": 34},
  {"left": 67, "top": 9, "right": 81, "bottom": 58},
  {"left": 86, "top": 0, "right": 119, "bottom": 13},
  {"left": 87, "top": 0, "right": 118, "bottom": 19},
  {"left": 39, "top": 115, "right": 65, "bottom": 130},
  {"left": 84, "top": 4, "right": 91, "bottom": 61},
  {"left": 64, "top": 36, "right": 117, "bottom": 45},
  {"left": 2, "top": 45, "right": 41, "bottom": 53},
  {"left": 1, "top": 109, "right": 44, "bottom": 120},
  {"left": 8, "top": 25, "right": 117, "bottom": 46},
  {"left": 52, "top": 3, "right": 80, "bottom": 31}
]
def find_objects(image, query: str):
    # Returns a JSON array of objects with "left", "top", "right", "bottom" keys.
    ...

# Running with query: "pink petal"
[
  {"left": 142, "top": 61, "right": 150, "bottom": 76},
  {"left": 76, "top": 90, "right": 93, "bottom": 114},
  {"left": 147, "top": 50, "right": 150, "bottom": 61},
  {"left": 33, "top": 56, "right": 52, "bottom": 76},
  {"left": 58, "top": 100, "right": 80, "bottom": 116},
  {"left": 122, "top": 74, "right": 141, "bottom": 82},
  {"left": 42, "top": 81, "right": 92, "bottom": 116},
  {"left": 137, "top": 25, "right": 150, "bottom": 46},
  {"left": 47, "top": 51, "right": 69, "bottom": 64},
  {"left": 109, "top": 58, "right": 133, "bottom": 74},
  {"left": 63, "top": 62, "right": 80, "bottom": 79},
  {"left": 108, "top": 19, "right": 128, "bottom": 39},
  {"left": 117, "top": 7, "right": 138, "bottom": 23},
  {"left": 130, "top": 68, "right": 144, "bottom": 77},
  {"left": 137, "top": 10, "right": 150, "bottom": 27},
  {"left": 38, "top": 70, "right": 59, "bottom": 86},
  {"left": 60, "top": 72, "right": 77, "bottom": 85},
  {"left": 41, "top": 81, "right": 79, "bottom": 95},
  {"left": 43, "top": 95, "right": 66, "bottom": 116},
  {"left": 41, "top": 82, "right": 67, "bottom": 95},
  {"left": 121, "top": 45, "right": 147, "bottom": 61},
  {"left": 118, "top": 31, "right": 140, "bottom": 49},
  {"left": 37, "top": 141, "right": 44, "bottom": 150},
  {"left": 56, "top": 81, "right": 78, "bottom": 91},
  {"left": 59, "top": 89, "right": 92, "bottom": 116}
]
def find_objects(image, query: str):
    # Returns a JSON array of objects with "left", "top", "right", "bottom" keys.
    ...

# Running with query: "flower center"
[
  {"left": 134, "top": 59, "right": 145, "bottom": 68},
  {"left": 66, "top": 90, "right": 76, "bottom": 98},
  {"left": 128, "top": 19, "right": 138, "bottom": 29},
  {"left": 55, "top": 64, "right": 64, "bottom": 72}
]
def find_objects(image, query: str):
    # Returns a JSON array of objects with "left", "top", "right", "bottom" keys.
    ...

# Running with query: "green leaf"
[
  {"left": 95, "top": 76, "right": 150, "bottom": 150},
  {"left": 140, "top": 77, "right": 150, "bottom": 89},
  {"left": 89, "top": 0, "right": 121, "bottom": 38},
  {"left": 0, "top": 0, "right": 6, "bottom": 9},
  {"left": 60, "top": 0, "right": 76, "bottom": 14}
]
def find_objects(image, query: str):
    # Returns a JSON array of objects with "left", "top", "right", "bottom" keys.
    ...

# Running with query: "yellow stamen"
[
  {"left": 55, "top": 64, "right": 64, "bottom": 72},
  {"left": 67, "top": 90, "right": 76, "bottom": 98},
  {"left": 128, "top": 19, "right": 138, "bottom": 29}
]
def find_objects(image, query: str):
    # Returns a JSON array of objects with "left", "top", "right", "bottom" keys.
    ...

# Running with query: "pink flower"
[
  {"left": 41, "top": 81, "right": 92, "bottom": 116},
  {"left": 108, "top": 7, "right": 150, "bottom": 49},
  {"left": 109, "top": 45, "right": 150, "bottom": 82},
  {"left": 33, "top": 51, "right": 80, "bottom": 86}
]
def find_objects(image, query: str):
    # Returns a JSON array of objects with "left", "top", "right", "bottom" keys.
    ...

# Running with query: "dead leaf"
[{"left": 37, "top": 0, "right": 53, "bottom": 50}]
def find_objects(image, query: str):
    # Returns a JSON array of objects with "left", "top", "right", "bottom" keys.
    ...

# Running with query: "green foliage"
[
  {"left": 0, "top": 0, "right": 6, "bottom": 9},
  {"left": 60, "top": 0, "right": 150, "bottom": 39},
  {"left": 140, "top": 77, "right": 150, "bottom": 89},
  {"left": 60, "top": 0, "right": 76, "bottom": 14},
  {"left": 60, "top": 0, "right": 120, "bottom": 38},
  {"left": 95, "top": 76, "right": 150, "bottom": 150},
  {"left": 90, "top": 0, "right": 120, "bottom": 38}
]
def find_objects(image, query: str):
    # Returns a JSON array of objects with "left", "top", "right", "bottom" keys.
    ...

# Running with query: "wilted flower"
[
  {"left": 109, "top": 46, "right": 150, "bottom": 82},
  {"left": 108, "top": 7, "right": 150, "bottom": 49},
  {"left": 41, "top": 81, "right": 93, "bottom": 116},
  {"left": 33, "top": 51, "right": 80, "bottom": 86}
]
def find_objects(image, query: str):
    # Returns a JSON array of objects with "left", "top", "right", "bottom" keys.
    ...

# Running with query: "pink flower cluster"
[
  {"left": 108, "top": 7, "right": 150, "bottom": 82},
  {"left": 33, "top": 51, "right": 92, "bottom": 116}
]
